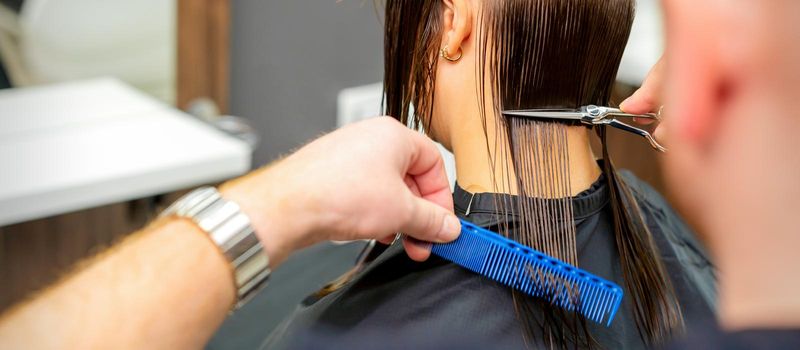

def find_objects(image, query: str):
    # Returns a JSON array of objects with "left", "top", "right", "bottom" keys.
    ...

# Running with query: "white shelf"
[{"left": 0, "top": 78, "right": 252, "bottom": 226}]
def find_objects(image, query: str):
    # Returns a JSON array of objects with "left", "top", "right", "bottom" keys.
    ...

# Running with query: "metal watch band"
[{"left": 160, "top": 186, "right": 271, "bottom": 309}]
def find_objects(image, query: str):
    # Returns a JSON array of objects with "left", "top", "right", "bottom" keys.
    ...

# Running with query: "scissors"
[{"left": 502, "top": 105, "right": 666, "bottom": 152}]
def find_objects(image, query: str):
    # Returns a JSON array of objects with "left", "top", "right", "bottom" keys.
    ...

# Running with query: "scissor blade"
[{"left": 501, "top": 109, "right": 585, "bottom": 121}]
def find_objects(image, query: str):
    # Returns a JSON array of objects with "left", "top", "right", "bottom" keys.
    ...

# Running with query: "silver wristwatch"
[{"left": 160, "top": 186, "right": 271, "bottom": 309}]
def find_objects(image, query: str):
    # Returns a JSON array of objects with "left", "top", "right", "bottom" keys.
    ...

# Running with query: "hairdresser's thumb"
[
  {"left": 621, "top": 57, "right": 665, "bottom": 116},
  {"left": 620, "top": 89, "right": 656, "bottom": 116},
  {"left": 399, "top": 197, "right": 461, "bottom": 244}
]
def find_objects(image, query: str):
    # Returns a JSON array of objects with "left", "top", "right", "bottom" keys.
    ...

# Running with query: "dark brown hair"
[{"left": 383, "top": 0, "right": 683, "bottom": 347}]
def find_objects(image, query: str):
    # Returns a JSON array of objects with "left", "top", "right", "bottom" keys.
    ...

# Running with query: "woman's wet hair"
[{"left": 382, "top": 0, "right": 684, "bottom": 347}]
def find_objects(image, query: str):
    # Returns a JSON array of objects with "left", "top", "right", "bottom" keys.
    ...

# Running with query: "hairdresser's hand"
[
  {"left": 221, "top": 117, "right": 460, "bottom": 266},
  {"left": 620, "top": 57, "right": 667, "bottom": 142}
]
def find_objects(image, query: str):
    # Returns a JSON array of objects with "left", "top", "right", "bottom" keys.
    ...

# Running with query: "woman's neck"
[{"left": 451, "top": 123, "right": 601, "bottom": 196}]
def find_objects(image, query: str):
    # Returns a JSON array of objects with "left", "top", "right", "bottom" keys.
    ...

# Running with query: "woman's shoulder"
[
  {"left": 262, "top": 243, "right": 524, "bottom": 349},
  {"left": 618, "top": 170, "right": 711, "bottom": 262},
  {"left": 617, "top": 170, "right": 677, "bottom": 215},
  {"left": 309, "top": 243, "right": 519, "bottom": 322},
  {"left": 619, "top": 170, "right": 718, "bottom": 318}
]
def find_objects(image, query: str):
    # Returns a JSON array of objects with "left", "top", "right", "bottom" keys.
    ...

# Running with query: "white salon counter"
[{"left": 0, "top": 78, "right": 252, "bottom": 226}]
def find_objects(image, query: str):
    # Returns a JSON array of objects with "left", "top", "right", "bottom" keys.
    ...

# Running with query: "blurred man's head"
[{"left": 661, "top": 0, "right": 800, "bottom": 250}]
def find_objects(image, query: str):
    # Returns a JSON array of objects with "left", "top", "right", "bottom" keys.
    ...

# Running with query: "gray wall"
[
  {"left": 229, "top": 0, "right": 384, "bottom": 165},
  {"left": 209, "top": 1, "right": 383, "bottom": 349}
]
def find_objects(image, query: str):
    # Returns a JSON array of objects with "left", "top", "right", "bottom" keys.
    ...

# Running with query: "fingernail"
[
  {"left": 439, "top": 215, "right": 461, "bottom": 242},
  {"left": 619, "top": 99, "right": 629, "bottom": 111}
]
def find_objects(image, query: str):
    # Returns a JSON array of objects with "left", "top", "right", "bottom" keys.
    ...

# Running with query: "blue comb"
[{"left": 431, "top": 219, "right": 624, "bottom": 326}]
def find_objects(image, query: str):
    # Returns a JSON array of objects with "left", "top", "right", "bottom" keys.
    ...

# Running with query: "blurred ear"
[
  {"left": 441, "top": 0, "right": 473, "bottom": 59},
  {"left": 662, "top": 0, "right": 728, "bottom": 148}
]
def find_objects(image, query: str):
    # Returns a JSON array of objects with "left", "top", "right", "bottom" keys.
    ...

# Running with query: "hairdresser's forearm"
[
  {"left": 0, "top": 118, "right": 458, "bottom": 348},
  {"left": 0, "top": 219, "right": 236, "bottom": 349},
  {"left": 0, "top": 166, "right": 306, "bottom": 350}
]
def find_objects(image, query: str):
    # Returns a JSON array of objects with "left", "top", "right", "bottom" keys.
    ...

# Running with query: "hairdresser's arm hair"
[
  {"left": 0, "top": 161, "right": 304, "bottom": 349},
  {"left": 0, "top": 218, "right": 236, "bottom": 349},
  {"left": 0, "top": 118, "right": 459, "bottom": 349},
  {"left": 0, "top": 163, "right": 298, "bottom": 350},
  {"left": 0, "top": 158, "right": 299, "bottom": 349}
]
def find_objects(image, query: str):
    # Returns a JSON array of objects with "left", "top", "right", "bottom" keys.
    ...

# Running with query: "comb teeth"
[{"left": 431, "top": 219, "right": 624, "bottom": 327}]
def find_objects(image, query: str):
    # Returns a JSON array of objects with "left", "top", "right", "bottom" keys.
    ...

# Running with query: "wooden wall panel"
[{"left": 177, "top": 0, "right": 231, "bottom": 113}]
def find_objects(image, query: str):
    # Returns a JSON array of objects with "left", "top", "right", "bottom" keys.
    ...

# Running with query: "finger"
[
  {"left": 377, "top": 234, "right": 397, "bottom": 245},
  {"left": 621, "top": 58, "right": 666, "bottom": 115},
  {"left": 399, "top": 195, "right": 461, "bottom": 243},
  {"left": 402, "top": 236, "right": 432, "bottom": 262},
  {"left": 404, "top": 174, "right": 421, "bottom": 197},
  {"left": 404, "top": 130, "right": 455, "bottom": 213}
]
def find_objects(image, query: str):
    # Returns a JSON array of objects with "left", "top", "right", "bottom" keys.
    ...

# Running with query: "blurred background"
[{"left": 0, "top": 0, "right": 664, "bottom": 348}]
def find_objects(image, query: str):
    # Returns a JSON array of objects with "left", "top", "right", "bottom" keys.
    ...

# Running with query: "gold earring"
[{"left": 440, "top": 45, "right": 463, "bottom": 62}]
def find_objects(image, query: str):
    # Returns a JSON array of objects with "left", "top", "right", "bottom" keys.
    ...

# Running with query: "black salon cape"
[{"left": 262, "top": 172, "right": 717, "bottom": 349}]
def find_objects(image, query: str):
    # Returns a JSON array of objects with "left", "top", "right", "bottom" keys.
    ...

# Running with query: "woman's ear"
[{"left": 442, "top": 0, "right": 473, "bottom": 58}]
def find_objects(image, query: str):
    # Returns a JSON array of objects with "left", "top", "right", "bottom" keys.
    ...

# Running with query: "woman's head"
[
  {"left": 384, "top": 1, "right": 684, "bottom": 347},
  {"left": 384, "top": 0, "right": 635, "bottom": 148}
]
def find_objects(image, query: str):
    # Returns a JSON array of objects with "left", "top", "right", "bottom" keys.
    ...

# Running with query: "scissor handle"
[
  {"left": 600, "top": 108, "right": 661, "bottom": 122},
  {"left": 604, "top": 119, "right": 667, "bottom": 152}
]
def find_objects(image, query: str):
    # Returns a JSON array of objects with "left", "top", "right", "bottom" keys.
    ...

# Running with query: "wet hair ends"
[{"left": 599, "top": 126, "right": 685, "bottom": 342}]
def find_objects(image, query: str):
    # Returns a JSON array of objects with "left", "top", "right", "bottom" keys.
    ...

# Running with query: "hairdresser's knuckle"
[
  {"left": 422, "top": 203, "right": 438, "bottom": 235},
  {"left": 396, "top": 197, "right": 414, "bottom": 226},
  {"left": 362, "top": 118, "right": 400, "bottom": 144},
  {"left": 370, "top": 116, "right": 400, "bottom": 132}
]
